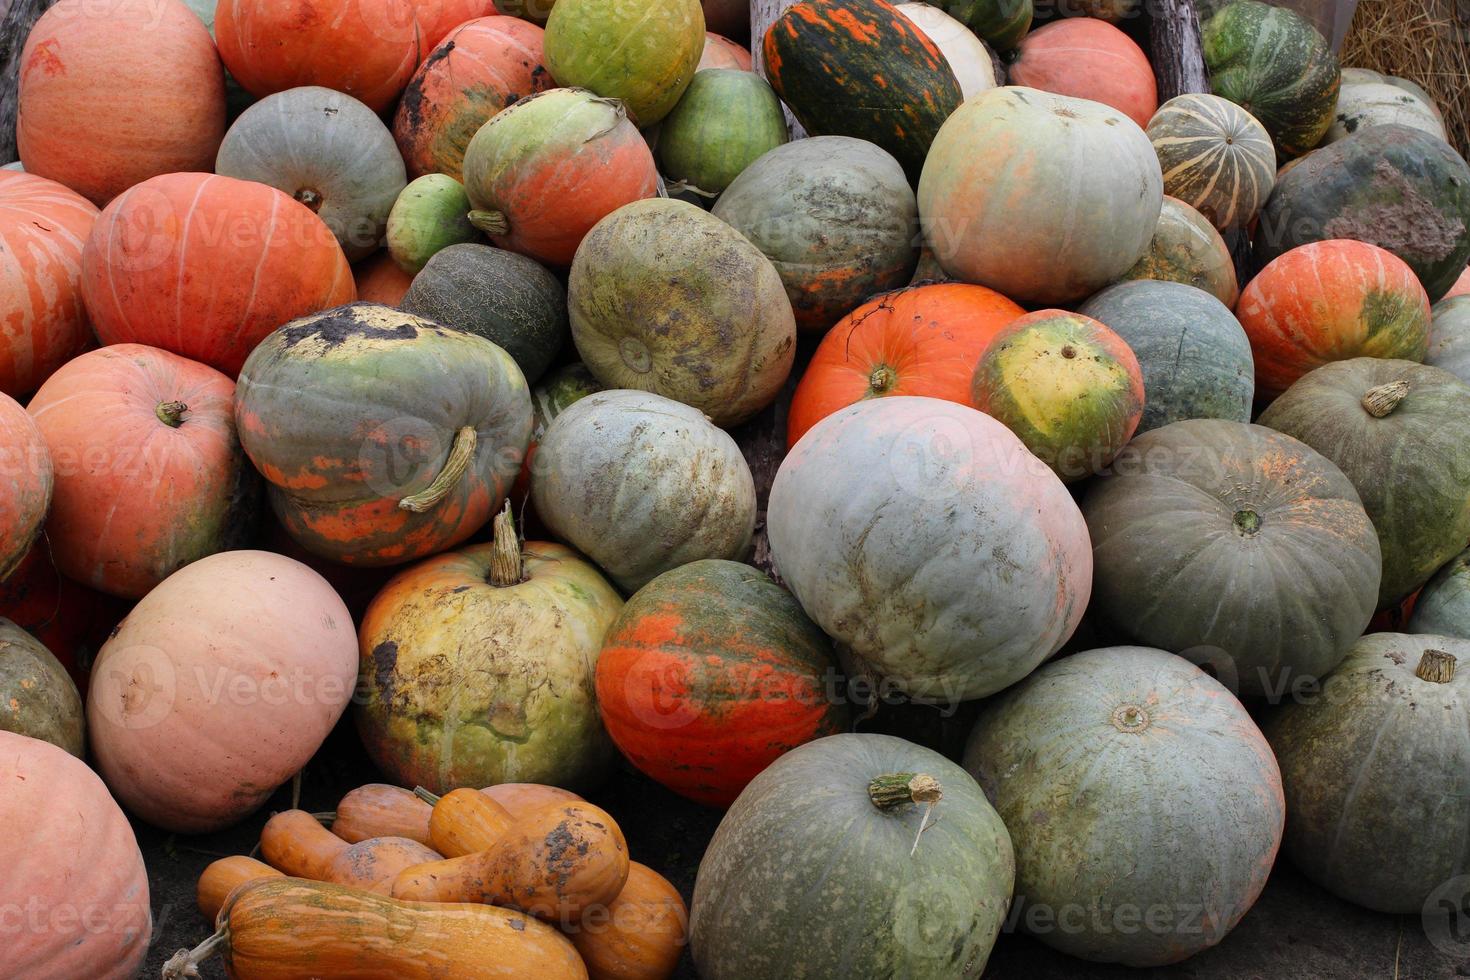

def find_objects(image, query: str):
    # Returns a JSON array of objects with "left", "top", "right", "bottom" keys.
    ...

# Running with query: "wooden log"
[
  {"left": 1148, "top": 0, "right": 1211, "bottom": 101},
  {"left": 750, "top": 0, "right": 806, "bottom": 139},
  {"left": 0, "top": 0, "right": 55, "bottom": 164}
]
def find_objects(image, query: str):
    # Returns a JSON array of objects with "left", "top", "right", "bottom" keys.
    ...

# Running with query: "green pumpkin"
[
  {"left": 657, "top": 70, "right": 787, "bottom": 196},
  {"left": 1427, "top": 296, "right": 1470, "bottom": 384},
  {"left": 401, "top": 244, "right": 568, "bottom": 385},
  {"left": 1258, "top": 358, "right": 1470, "bottom": 607},
  {"left": 691, "top": 733, "right": 1015, "bottom": 979},
  {"left": 386, "top": 174, "right": 479, "bottom": 275},
  {"left": 940, "top": 0, "right": 1031, "bottom": 50},
  {"left": 0, "top": 619, "right": 83, "bottom": 756},
  {"left": 1410, "top": 548, "right": 1470, "bottom": 638}
]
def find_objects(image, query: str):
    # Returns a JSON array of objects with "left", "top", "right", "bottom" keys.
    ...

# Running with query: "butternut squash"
[
  {"left": 324, "top": 837, "right": 443, "bottom": 895},
  {"left": 571, "top": 862, "right": 688, "bottom": 980},
  {"left": 162, "top": 877, "right": 589, "bottom": 980},
  {"left": 258, "top": 810, "right": 348, "bottom": 880},
  {"left": 196, "top": 857, "right": 283, "bottom": 922},
  {"left": 418, "top": 786, "right": 516, "bottom": 857},
  {"left": 331, "top": 783, "right": 433, "bottom": 845},
  {"left": 482, "top": 782, "right": 584, "bottom": 819}
]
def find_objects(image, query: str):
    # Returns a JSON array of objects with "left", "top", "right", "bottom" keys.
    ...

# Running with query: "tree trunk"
[
  {"left": 0, "top": 0, "right": 54, "bottom": 164},
  {"left": 750, "top": 0, "right": 806, "bottom": 139},
  {"left": 1148, "top": 0, "right": 1211, "bottom": 101}
]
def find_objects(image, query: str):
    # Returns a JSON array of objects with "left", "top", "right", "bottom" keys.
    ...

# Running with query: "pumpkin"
[
  {"left": 85, "top": 550, "right": 358, "bottom": 833},
  {"left": 531, "top": 390, "right": 755, "bottom": 592},
  {"left": 1409, "top": 548, "right": 1470, "bottom": 637},
  {"left": 416, "top": 0, "right": 499, "bottom": 46},
  {"left": 919, "top": 87, "right": 1163, "bottom": 306},
  {"left": 216, "top": 0, "right": 421, "bottom": 113},
  {"left": 1201, "top": 0, "right": 1339, "bottom": 161},
  {"left": 1258, "top": 358, "right": 1470, "bottom": 606},
  {"left": 0, "top": 393, "right": 50, "bottom": 582},
  {"left": 1058, "top": 0, "right": 1137, "bottom": 19},
  {"left": 893, "top": 3, "right": 999, "bottom": 101},
  {"left": 260, "top": 809, "right": 353, "bottom": 879},
  {"left": 569, "top": 199, "right": 796, "bottom": 427},
  {"left": 80, "top": 172, "right": 356, "bottom": 377},
  {"left": 0, "top": 618, "right": 83, "bottom": 755},
  {"left": 387, "top": 175, "right": 480, "bottom": 274},
  {"left": 699, "top": 32, "right": 754, "bottom": 71},
  {"left": 787, "top": 282, "right": 1023, "bottom": 447},
  {"left": 544, "top": 0, "right": 704, "bottom": 126},
  {"left": 1083, "top": 420, "right": 1381, "bottom": 695},
  {"left": 762, "top": 0, "right": 962, "bottom": 183},
  {"left": 402, "top": 243, "right": 568, "bottom": 384},
  {"left": 28, "top": 345, "right": 257, "bottom": 598},
  {"left": 356, "top": 506, "right": 621, "bottom": 793},
  {"left": 769, "top": 396, "right": 1091, "bottom": 699},
  {"left": 1146, "top": 93, "right": 1276, "bottom": 230},
  {"left": 596, "top": 559, "right": 848, "bottom": 807},
  {"left": 1009, "top": 19, "right": 1157, "bottom": 128},
  {"left": 658, "top": 70, "right": 787, "bottom": 196},
  {"left": 691, "top": 733, "right": 1015, "bottom": 978},
  {"left": 418, "top": 787, "right": 516, "bottom": 857},
  {"left": 964, "top": 646, "right": 1283, "bottom": 966},
  {"left": 354, "top": 251, "right": 416, "bottom": 306},
  {"left": 0, "top": 544, "right": 126, "bottom": 691},
  {"left": 0, "top": 172, "right": 98, "bottom": 398},
  {"left": 495, "top": 0, "right": 558, "bottom": 22},
  {"left": 938, "top": 0, "right": 1030, "bottom": 51},
  {"left": 332, "top": 784, "right": 434, "bottom": 845},
  {"left": 483, "top": 783, "right": 584, "bottom": 817},
  {"left": 1327, "top": 80, "right": 1446, "bottom": 144},
  {"left": 1253, "top": 125, "right": 1470, "bottom": 302},
  {"left": 236, "top": 303, "right": 532, "bottom": 567},
  {"left": 216, "top": 87, "right": 407, "bottom": 262},
  {"left": 197, "top": 856, "right": 283, "bottom": 921},
  {"left": 328, "top": 838, "right": 445, "bottom": 894},
  {"left": 0, "top": 730, "right": 151, "bottom": 979},
  {"left": 1427, "top": 296, "right": 1470, "bottom": 384},
  {"left": 971, "top": 310, "right": 1145, "bottom": 482},
  {"left": 1265, "top": 634, "right": 1470, "bottom": 913},
  {"left": 394, "top": 16, "right": 554, "bottom": 181},
  {"left": 16, "top": 0, "right": 225, "bottom": 205},
  {"left": 1119, "top": 196, "right": 1240, "bottom": 306},
  {"left": 711, "top": 136, "right": 918, "bottom": 333},
  {"left": 1077, "top": 280, "right": 1254, "bottom": 433},
  {"left": 462, "top": 88, "right": 660, "bottom": 268},
  {"left": 1448, "top": 265, "right": 1470, "bottom": 299},
  {"left": 1237, "top": 240, "right": 1431, "bottom": 397},
  {"left": 514, "top": 362, "right": 603, "bottom": 505},
  {"left": 572, "top": 862, "right": 688, "bottom": 980},
  {"left": 163, "top": 878, "right": 589, "bottom": 980}
]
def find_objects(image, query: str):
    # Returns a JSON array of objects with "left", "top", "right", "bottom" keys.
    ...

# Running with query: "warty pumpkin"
[{"left": 0, "top": 391, "right": 50, "bottom": 582}]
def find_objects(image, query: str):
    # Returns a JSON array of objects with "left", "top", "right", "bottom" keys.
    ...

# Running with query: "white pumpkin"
[
  {"left": 1327, "top": 79, "right": 1447, "bottom": 144},
  {"left": 894, "top": 3, "right": 999, "bottom": 101}
]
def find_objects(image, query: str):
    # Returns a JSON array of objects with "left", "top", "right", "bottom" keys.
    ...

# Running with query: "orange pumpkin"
[
  {"left": 1235, "top": 239, "right": 1432, "bottom": 398},
  {"left": 0, "top": 392, "right": 51, "bottom": 582},
  {"left": 16, "top": 0, "right": 225, "bottom": 205},
  {"left": 332, "top": 783, "right": 434, "bottom": 844},
  {"left": 787, "top": 283, "right": 1024, "bottom": 448},
  {"left": 415, "top": 0, "right": 498, "bottom": 46},
  {"left": 699, "top": 32, "right": 754, "bottom": 71},
  {"left": 1008, "top": 18, "right": 1158, "bottom": 128},
  {"left": 482, "top": 783, "right": 584, "bottom": 818},
  {"left": 27, "top": 345, "right": 257, "bottom": 599},
  {"left": 394, "top": 16, "right": 555, "bottom": 180},
  {"left": 216, "top": 0, "right": 423, "bottom": 113},
  {"left": 0, "top": 172, "right": 98, "bottom": 398},
  {"left": 80, "top": 173, "right": 356, "bottom": 377},
  {"left": 354, "top": 251, "right": 416, "bottom": 307},
  {"left": 197, "top": 856, "right": 283, "bottom": 922},
  {"left": 1448, "top": 265, "right": 1470, "bottom": 299},
  {"left": 571, "top": 862, "right": 688, "bottom": 980}
]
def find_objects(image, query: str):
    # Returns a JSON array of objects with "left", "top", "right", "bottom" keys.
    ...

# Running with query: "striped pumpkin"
[
  {"left": 1120, "top": 196, "right": 1239, "bottom": 307},
  {"left": 939, "top": 0, "right": 1031, "bottom": 51},
  {"left": 1146, "top": 93, "right": 1275, "bottom": 230}
]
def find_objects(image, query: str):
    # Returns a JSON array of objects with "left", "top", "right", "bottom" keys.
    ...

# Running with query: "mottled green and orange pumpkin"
[
  {"left": 1120, "top": 196, "right": 1239, "bottom": 306},
  {"left": 938, "top": 0, "right": 1030, "bottom": 51},
  {"left": 0, "top": 392, "right": 50, "bottom": 583},
  {"left": 1236, "top": 239, "right": 1431, "bottom": 398},
  {"left": 1146, "top": 93, "right": 1276, "bottom": 230},
  {"left": 235, "top": 303, "right": 533, "bottom": 567},
  {"left": 0, "top": 618, "right": 83, "bottom": 755},
  {"left": 596, "top": 560, "right": 849, "bottom": 808}
]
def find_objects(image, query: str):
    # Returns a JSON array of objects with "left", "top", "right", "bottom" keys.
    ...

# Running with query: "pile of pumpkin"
[{"left": 3, "top": 0, "right": 1470, "bottom": 976}]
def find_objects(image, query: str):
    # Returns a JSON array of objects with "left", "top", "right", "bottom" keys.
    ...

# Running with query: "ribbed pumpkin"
[
  {"left": 770, "top": 397, "right": 1091, "bottom": 700},
  {"left": 1147, "top": 93, "right": 1276, "bottom": 230},
  {"left": 0, "top": 172, "right": 98, "bottom": 398},
  {"left": 1201, "top": 0, "right": 1339, "bottom": 160},
  {"left": 894, "top": 3, "right": 998, "bottom": 101},
  {"left": 1083, "top": 420, "right": 1381, "bottom": 696},
  {"left": 16, "top": 0, "right": 225, "bottom": 205},
  {"left": 919, "top": 87, "right": 1163, "bottom": 306},
  {"left": 691, "top": 733, "right": 1015, "bottom": 979},
  {"left": 216, "top": 0, "right": 421, "bottom": 113},
  {"left": 0, "top": 545, "right": 126, "bottom": 692},
  {"left": 972, "top": 310, "right": 1145, "bottom": 482},
  {"left": 80, "top": 173, "right": 356, "bottom": 377},
  {"left": 569, "top": 199, "right": 796, "bottom": 428},
  {"left": 28, "top": 345, "right": 257, "bottom": 599},
  {"left": 711, "top": 137, "right": 918, "bottom": 333},
  {"left": 787, "top": 283, "right": 1023, "bottom": 447},
  {"left": 1427, "top": 296, "right": 1470, "bottom": 384},
  {"left": 1008, "top": 18, "right": 1157, "bottom": 128},
  {"left": 1266, "top": 634, "right": 1470, "bottom": 913},
  {"left": 531, "top": 390, "right": 755, "bottom": 592},
  {"left": 1120, "top": 196, "right": 1239, "bottom": 306},
  {"left": 1078, "top": 280, "right": 1253, "bottom": 433},
  {"left": 544, "top": 0, "right": 705, "bottom": 126},
  {"left": 1327, "top": 80, "right": 1446, "bottom": 145},
  {"left": 596, "top": 560, "right": 849, "bottom": 807},
  {"left": 1258, "top": 358, "right": 1470, "bottom": 606},
  {"left": 415, "top": 0, "right": 498, "bottom": 46},
  {"left": 763, "top": 0, "right": 962, "bottom": 183},
  {"left": 394, "top": 16, "right": 554, "bottom": 180},
  {"left": 357, "top": 507, "right": 621, "bottom": 794},
  {"left": 354, "top": 251, "right": 416, "bottom": 306},
  {"left": 236, "top": 304, "right": 532, "bottom": 567},
  {"left": 1409, "top": 547, "right": 1470, "bottom": 637},
  {"left": 657, "top": 70, "right": 787, "bottom": 196},
  {"left": 0, "top": 618, "right": 83, "bottom": 755},
  {"left": 964, "top": 647, "right": 1283, "bottom": 966},
  {"left": 1237, "top": 240, "right": 1431, "bottom": 398},
  {"left": 216, "top": 87, "right": 407, "bottom": 261},
  {"left": 699, "top": 32, "right": 754, "bottom": 71},
  {"left": 0, "top": 730, "right": 151, "bottom": 979},
  {"left": 386, "top": 175, "right": 479, "bottom": 274},
  {"left": 1253, "top": 125, "right": 1470, "bottom": 302},
  {"left": 0, "top": 393, "right": 50, "bottom": 583},
  {"left": 938, "top": 0, "right": 1030, "bottom": 50},
  {"left": 462, "top": 88, "right": 660, "bottom": 268}
]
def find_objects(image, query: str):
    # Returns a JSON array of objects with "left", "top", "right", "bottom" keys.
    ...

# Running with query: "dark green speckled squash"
[
  {"left": 0, "top": 618, "right": 84, "bottom": 756},
  {"left": 1409, "top": 547, "right": 1470, "bottom": 638},
  {"left": 940, "top": 0, "right": 1030, "bottom": 51}
]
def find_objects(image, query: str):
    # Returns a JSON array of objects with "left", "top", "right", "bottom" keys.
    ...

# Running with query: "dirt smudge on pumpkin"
[
  {"left": 1322, "top": 160, "right": 1466, "bottom": 262},
  {"left": 371, "top": 640, "right": 399, "bottom": 703},
  {"left": 280, "top": 303, "right": 420, "bottom": 350}
]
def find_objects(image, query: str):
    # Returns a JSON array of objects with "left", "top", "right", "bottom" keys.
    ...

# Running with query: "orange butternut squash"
[
  {"left": 325, "top": 837, "right": 444, "bottom": 895},
  {"left": 331, "top": 784, "right": 433, "bottom": 845},
  {"left": 197, "top": 857, "right": 283, "bottom": 922},
  {"left": 571, "top": 862, "right": 688, "bottom": 980},
  {"left": 482, "top": 782, "right": 585, "bottom": 819},
  {"left": 162, "top": 877, "right": 589, "bottom": 980},
  {"left": 418, "top": 787, "right": 516, "bottom": 857},
  {"left": 258, "top": 810, "right": 349, "bottom": 880}
]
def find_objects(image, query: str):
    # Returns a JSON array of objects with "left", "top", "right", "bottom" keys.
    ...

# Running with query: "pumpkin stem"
[
  {"left": 293, "top": 188, "right": 325, "bottom": 213},
  {"left": 155, "top": 401, "right": 188, "bottom": 427},
  {"left": 867, "top": 772, "right": 943, "bottom": 811},
  {"left": 1111, "top": 703, "right": 1151, "bottom": 733},
  {"left": 1233, "top": 509, "right": 1262, "bottom": 537},
  {"left": 868, "top": 365, "right": 898, "bottom": 394},
  {"left": 162, "top": 929, "right": 228, "bottom": 979},
  {"left": 489, "top": 501, "right": 524, "bottom": 587},
  {"left": 413, "top": 786, "right": 442, "bottom": 806},
  {"left": 1416, "top": 649, "right": 1457, "bottom": 684},
  {"left": 467, "top": 209, "right": 509, "bottom": 236},
  {"left": 399, "top": 427, "right": 478, "bottom": 513},
  {"left": 1361, "top": 380, "right": 1410, "bottom": 418}
]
